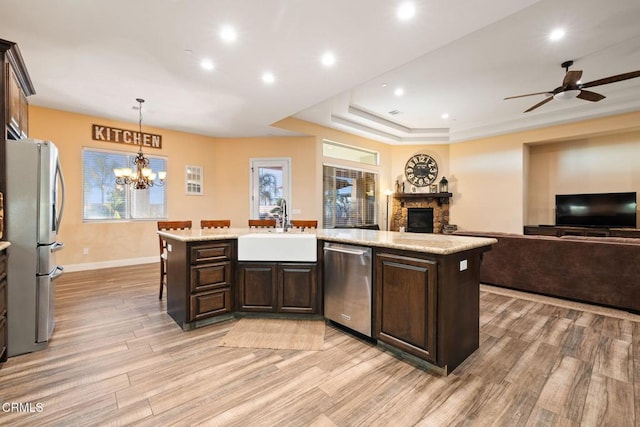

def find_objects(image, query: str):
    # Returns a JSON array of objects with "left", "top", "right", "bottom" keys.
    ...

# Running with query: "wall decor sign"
[{"left": 92, "top": 124, "right": 162, "bottom": 149}]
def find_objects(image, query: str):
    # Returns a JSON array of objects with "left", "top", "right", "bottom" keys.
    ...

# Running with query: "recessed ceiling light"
[
  {"left": 381, "top": 83, "right": 387, "bottom": 87},
  {"left": 220, "top": 25, "right": 237, "bottom": 43},
  {"left": 549, "top": 28, "right": 565, "bottom": 41},
  {"left": 441, "top": 113, "right": 450, "bottom": 119},
  {"left": 184, "top": 49, "right": 193, "bottom": 55},
  {"left": 321, "top": 51, "right": 336, "bottom": 67},
  {"left": 397, "top": 2, "right": 416, "bottom": 21},
  {"left": 394, "top": 87, "right": 404, "bottom": 96},
  {"left": 262, "top": 72, "right": 275, "bottom": 84},
  {"left": 200, "top": 59, "right": 214, "bottom": 71}
]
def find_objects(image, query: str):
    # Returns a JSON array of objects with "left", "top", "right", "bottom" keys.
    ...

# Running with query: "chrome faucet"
[{"left": 280, "top": 199, "right": 291, "bottom": 231}]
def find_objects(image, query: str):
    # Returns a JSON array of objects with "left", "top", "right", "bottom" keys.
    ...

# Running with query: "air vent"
[{"left": 388, "top": 110, "right": 400, "bottom": 115}]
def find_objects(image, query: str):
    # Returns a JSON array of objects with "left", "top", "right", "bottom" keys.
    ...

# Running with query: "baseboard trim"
[{"left": 62, "top": 256, "right": 158, "bottom": 272}]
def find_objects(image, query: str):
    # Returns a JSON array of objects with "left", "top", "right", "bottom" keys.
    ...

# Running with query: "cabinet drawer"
[
  {"left": 0, "top": 280, "right": 6, "bottom": 317},
  {"left": 190, "top": 288, "right": 232, "bottom": 321},
  {"left": 190, "top": 261, "right": 232, "bottom": 293},
  {"left": 0, "top": 254, "right": 6, "bottom": 281},
  {"left": 190, "top": 243, "right": 231, "bottom": 264}
]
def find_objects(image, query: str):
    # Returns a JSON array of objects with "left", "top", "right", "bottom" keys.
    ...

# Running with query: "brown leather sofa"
[{"left": 453, "top": 231, "right": 640, "bottom": 313}]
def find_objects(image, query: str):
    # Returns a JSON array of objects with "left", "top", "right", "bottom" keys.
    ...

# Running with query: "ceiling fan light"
[{"left": 553, "top": 89, "right": 580, "bottom": 100}]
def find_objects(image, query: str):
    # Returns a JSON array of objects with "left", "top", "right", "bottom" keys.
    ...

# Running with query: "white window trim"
[{"left": 249, "top": 157, "right": 291, "bottom": 220}]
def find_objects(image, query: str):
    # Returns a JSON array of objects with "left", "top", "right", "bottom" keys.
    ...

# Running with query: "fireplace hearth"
[{"left": 407, "top": 208, "right": 434, "bottom": 233}]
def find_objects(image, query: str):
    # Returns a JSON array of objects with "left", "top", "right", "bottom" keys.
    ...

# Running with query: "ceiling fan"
[{"left": 505, "top": 60, "right": 640, "bottom": 113}]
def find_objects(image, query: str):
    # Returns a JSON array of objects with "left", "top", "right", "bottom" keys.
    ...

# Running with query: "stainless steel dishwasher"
[{"left": 323, "top": 242, "right": 372, "bottom": 337}]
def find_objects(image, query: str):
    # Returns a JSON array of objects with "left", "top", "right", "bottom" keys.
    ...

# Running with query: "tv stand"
[{"left": 524, "top": 225, "right": 640, "bottom": 238}]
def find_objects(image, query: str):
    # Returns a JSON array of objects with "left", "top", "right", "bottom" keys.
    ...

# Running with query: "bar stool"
[
  {"left": 200, "top": 219, "right": 231, "bottom": 229},
  {"left": 157, "top": 220, "right": 192, "bottom": 299},
  {"left": 290, "top": 220, "right": 318, "bottom": 231},
  {"left": 248, "top": 219, "right": 276, "bottom": 228}
]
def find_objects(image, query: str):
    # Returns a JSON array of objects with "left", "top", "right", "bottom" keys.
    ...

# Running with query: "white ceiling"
[{"left": 1, "top": 0, "right": 639, "bottom": 144}]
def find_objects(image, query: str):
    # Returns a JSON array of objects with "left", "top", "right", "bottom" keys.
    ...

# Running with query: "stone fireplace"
[{"left": 389, "top": 193, "right": 450, "bottom": 233}]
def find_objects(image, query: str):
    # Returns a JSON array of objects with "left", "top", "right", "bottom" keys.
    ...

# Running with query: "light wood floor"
[{"left": 1, "top": 263, "right": 638, "bottom": 426}]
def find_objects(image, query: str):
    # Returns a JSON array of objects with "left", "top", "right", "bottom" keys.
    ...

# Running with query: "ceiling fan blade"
[
  {"left": 504, "top": 91, "right": 552, "bottom": 100},
  {"left": 577, "top": 90, "right": 605, "bottom": 102},
  {"left": 581, "top": 70, "right": 640, "bottom": 88},
  {"left": 524, "top": 96, "right": 554, "bottom": 113},
  {"left": 562, "top": 70, "right": 583, "bottom": 86}
]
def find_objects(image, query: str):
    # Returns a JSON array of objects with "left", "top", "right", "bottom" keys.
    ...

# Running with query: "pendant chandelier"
[{"left": 114, "top": 98, "right": 166, "bottom": 189}]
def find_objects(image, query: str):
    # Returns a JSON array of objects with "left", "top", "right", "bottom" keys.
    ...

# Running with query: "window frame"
[
  {"left": 82, "top": 147, "right": 168, "bottom": 222},
  {"left": 322, "top": 162, "right": 379, "bottom": 229},
  {"left": 185, "top": 165, "right": 204, "bottom": 195},
  {"left": 249, "top": 157, "right": 291, "bottom": 221}
]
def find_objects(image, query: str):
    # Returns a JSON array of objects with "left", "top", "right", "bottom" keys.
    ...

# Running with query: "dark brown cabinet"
[
  {"left": 237, "top": 262, "right": 318, "bottom": 314},
  {"left": 277, "top": 263, "right": 318, "bottom": 314},
  {"left": 375, "top": 253, "right": 437, "bottom": 362},
  {"left": 1, "top": 39, "right": 35, "bottom": 226},
  {"left": 374, "top": 246, "right": 488, "bottom": 374},
  {"left": 237, "top": 263, "right": 277, "bottom": 312},
  {"left": 0, "top": 249, "right": 7, "bottom": 363},
  {"left": 166, "top": 240, "right": 234, "bottom": 328},
  {"left": 6, "top": 64, "right": 29, "bottom": 138}
]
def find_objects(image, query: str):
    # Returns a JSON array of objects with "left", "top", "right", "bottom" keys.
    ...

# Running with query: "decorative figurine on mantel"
[{"left": 439, "top": 176, "right": 449, "bottom": 193}]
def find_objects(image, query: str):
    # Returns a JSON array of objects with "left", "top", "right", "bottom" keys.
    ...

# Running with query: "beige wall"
[
  {"left": 274, "top": 118, "right": 394, "bottom": 228},
  {"left": 26, "top": 106, "right": 640, "bottom": 269},
  {"left": 449, "top": 112, "right": 640, "bottom": 233},
  {"left": 29, "top": 106, "right": 218, "bottom": 269},
  {"left": 210, "top": 135, "right": 318, "bottom": 227},
  {"left": 28, "top": 110, "right": 389, "bottom": 270},
  {"left": 390, "top": 145, "right": 450, "bottom": 192},
  {"left": 527, "top": 130, "right": 640, "bottom": 226}
]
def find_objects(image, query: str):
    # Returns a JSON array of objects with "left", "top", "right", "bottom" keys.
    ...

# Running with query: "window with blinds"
[
  {"left": 323, "top": 165, "right": 377, "bottom": 228},
  {"left": 83, "top": 148, "right": 167, "bottom": 220}
]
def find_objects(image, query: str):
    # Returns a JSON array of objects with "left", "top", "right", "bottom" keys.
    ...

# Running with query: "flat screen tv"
[{"left": 555, "top": 192, "right": 637, "bottom": 228}]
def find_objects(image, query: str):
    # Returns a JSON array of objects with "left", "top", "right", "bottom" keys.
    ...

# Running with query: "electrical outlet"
[
  {"left": 459, "top": 259, "right": 468, "bottom": 271},
  {"left": 167, "top": 243, "right": 172, "bottom": 252},
  {"left": 291, "top": 208, "right": 301, "bottom": 214},
  {"left": 83, "top": 247, "right": 89, "bottom": 255}
]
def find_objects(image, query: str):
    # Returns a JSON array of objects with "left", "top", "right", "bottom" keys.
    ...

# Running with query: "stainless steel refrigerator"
[{"left": 6, "top": 138, "right": 65, "bottom": 356}]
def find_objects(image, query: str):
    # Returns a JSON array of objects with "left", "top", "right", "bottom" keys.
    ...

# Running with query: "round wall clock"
[{"left": 404, "top": 154, "right": 438, "bottom": 187}]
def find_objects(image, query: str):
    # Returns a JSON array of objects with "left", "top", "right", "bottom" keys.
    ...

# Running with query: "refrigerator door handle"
[
  {"left": 55, "top": 156, "right": 66, "bottom": 232},
  {"left": 51, "top": 242, "right": 64, "bottom": 252},
  {"left": 51, "top": 265, "right": 64, "bottom": 280}
]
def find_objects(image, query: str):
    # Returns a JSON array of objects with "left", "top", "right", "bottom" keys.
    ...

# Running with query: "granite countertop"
[
  {"left": 0, "top": 241, "right": 11, "bottom": 251},
  {"left": 158, "top": 228, "right": 496, "bottom": 255}
]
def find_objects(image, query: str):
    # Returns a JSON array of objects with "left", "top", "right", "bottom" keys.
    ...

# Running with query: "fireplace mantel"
[{"left": 393, "top": 192, "right": 452, "bottom": 206}]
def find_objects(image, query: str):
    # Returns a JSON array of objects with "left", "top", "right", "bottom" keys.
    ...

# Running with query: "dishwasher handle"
[{"left": 323, "top": 246, "right": 369, "bottom": 256}]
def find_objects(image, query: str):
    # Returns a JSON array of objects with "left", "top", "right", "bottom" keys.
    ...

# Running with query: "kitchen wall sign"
[{"left": 92, "top": 124, "right": 162, "bottom": 149}]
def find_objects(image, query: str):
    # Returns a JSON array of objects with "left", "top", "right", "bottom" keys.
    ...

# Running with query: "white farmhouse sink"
[{"left": 237, "top": 233, "right": 317, "bottom": 262}]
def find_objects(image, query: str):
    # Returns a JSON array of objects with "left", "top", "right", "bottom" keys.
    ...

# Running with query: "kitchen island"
[{"left": 158, "top": 227, "right": 496, "bottom": 374}]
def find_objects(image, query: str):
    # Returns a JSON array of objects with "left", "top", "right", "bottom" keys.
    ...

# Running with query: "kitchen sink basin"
[{"left": 237, "top": 232, "right": 317, "bottom": 262}]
